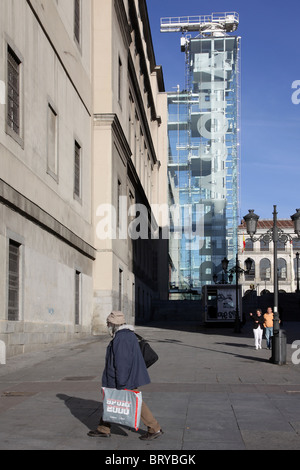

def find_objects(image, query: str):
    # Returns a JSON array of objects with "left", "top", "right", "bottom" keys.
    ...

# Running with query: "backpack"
[{"left": 135, "top": 333, "right": 159, "bottom": 368}]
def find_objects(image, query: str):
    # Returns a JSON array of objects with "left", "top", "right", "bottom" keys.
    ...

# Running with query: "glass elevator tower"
[{"left": 162, "top": 13, "right": 241, "bottom": 298}]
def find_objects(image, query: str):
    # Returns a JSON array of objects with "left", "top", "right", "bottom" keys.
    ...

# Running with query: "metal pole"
[
  {"left": 271, "top": 205, "right": 280, "bottom": 363},
  {"left": 234, "top": 253, "right": 241, "bottom": 333},
  {"left": 296, "top": 253, "right": 300, "bottom": 294},
  {"left": 272, "top": 205, "right": 280, "bottom": 334}
]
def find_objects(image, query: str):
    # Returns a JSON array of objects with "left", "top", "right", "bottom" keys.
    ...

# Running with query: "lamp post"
[
  {"left": 222, "top": 255, "right": 252, "bottom": 333},
  {"left": 213, "top": 258, "right": 234, "bottom": 284},
  {"left": 296, "top": 252, "right": 300, "bottom": 294},
  {"left": 243, "top": 206, "right": 300, "bottom": 364}
]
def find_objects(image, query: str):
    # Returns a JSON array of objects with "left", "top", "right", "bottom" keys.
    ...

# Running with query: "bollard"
[
  {"left": 271, "top": 330, "right": 287, "bottom": 365},
  {"left": 0, "top": 341, "right": 6, "bottom": 365}
]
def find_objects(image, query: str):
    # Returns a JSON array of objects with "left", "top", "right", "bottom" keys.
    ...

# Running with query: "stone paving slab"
[{"left": 0, "top": 321, "right": 300, "bottom": 451}]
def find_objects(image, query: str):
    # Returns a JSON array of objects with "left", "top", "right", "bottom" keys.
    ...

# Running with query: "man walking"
[
  {"left": 88, "top": 311, "right": 163, "bottom": 441},
  {"left": 264, "top": 307, "right": 274, "bottom": 349}
]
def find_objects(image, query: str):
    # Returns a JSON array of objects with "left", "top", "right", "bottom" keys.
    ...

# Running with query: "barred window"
[
  {"left": 74, "top": 141, "right": 81, "bottom": 198},
  {"left": 74, "top": 0, "right": 81, "bottom": 45},
  {"left": 117, "top": 179, "right": 122, "bottom": 229},
  {"left": 8, "top": 240, "right": 20, "bottom": 322},
  {"left": 118, "top": 56, "right": 123, "bottom": 104},
  {"left": 75, "top": 271, "right": 81, "bottom": 325},
  {"left": 7, "top": 46, "right": 21, "bottom": 135},
  {"left": 118, "top": 268, "right": 123, "bottom": 311}
]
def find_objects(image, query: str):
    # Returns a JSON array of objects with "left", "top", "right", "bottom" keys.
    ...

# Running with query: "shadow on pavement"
[{"left": 56, "top": 394, "right": 142, "bottom": 436}]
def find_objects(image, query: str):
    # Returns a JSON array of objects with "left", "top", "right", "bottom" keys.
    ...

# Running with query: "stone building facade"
[
  {"left": 92, "top": 0, "right": 168, "bottom": 333},
  {"left": 0, "top": 0, "right": 168, "bottom": 356},
  {"left": 238, "top": 220, "right": 300, "bottom": 296}
]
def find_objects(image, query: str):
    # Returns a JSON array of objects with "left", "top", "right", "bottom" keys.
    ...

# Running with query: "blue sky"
[{"left": 147, "top": 0, "right": 300, "bottom": 221}]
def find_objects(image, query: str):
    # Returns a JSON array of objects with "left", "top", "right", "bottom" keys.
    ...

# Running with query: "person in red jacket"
[{"left": 88, "top": 311, "right": 163, "bottom": 441}]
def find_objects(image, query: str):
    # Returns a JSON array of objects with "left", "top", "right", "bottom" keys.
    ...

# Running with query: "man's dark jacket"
[{"left": 102, "top": 326, "right": 150, "bottom": 390}]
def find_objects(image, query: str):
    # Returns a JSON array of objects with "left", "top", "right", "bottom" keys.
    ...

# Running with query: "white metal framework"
[
  {"left": 166, "top": 12, "right": 241, "bottom": 297},
  {"left": 161, "top": 12, "right": 239, "bottom": 36}
]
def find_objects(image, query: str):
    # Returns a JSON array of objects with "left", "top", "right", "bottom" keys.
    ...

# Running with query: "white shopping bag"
[{"left": 102, "top": 388, "right": 142, "bottom": 431}]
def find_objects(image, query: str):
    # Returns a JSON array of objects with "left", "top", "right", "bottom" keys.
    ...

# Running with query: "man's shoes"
[
  {"left": 139, "top": 429, "right": 164, "bottom": 441},
  {"left": 87, "top": 429, "right": 111, "bottom": 438}
]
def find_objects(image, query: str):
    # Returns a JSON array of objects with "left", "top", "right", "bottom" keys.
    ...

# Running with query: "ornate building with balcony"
[{"left": 238, "top": 220, "right": 300, "bottom": 296}]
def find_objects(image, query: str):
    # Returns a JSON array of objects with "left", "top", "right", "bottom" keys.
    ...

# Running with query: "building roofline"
[{"left": 239, "top": 219, "right": 294, "bottom": 230}]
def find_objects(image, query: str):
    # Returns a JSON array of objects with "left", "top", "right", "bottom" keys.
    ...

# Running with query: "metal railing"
[{"left": 161, "top": 12, "right": 239, "bottom": 33}]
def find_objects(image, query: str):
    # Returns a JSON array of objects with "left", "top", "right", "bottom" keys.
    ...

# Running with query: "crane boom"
[{"left": 160, "top": 12, "right": 239, "bottom": 36}]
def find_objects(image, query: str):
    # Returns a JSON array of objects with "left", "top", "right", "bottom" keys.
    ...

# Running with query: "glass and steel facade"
[{"left": 168, "top": 35, "right": 241, "bottom": 298}]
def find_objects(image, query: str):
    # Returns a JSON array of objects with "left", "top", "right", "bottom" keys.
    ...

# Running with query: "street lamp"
[
  {"left": 243, "top": 205, "right": 300, "bottom": 364},
  {"left": 213, "top": 258, "right": 234, "bottom": 284},
  {"left": 222, "top": 255, "right": 253, "bottom": 333}
]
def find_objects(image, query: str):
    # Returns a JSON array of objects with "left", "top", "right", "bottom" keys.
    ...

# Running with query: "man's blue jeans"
[{"left": 265, "top": 327, "right": 273, "bottom": 349}]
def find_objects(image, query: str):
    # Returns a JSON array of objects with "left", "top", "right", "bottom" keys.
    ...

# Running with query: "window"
[
  {"left": 74, "top": 0, "right": 81, "bottom": 46},
  {"left": 277, "top": 240, "right": 286, "bottom": 252},
  {"left": 260, "top": 239, "right": 269, "bottom": 251},
  {"left": 7, "top": 45, "right": 21, "bottom": 138},
  {"left": 75, "top": 271, "right": 81, "bottom": 325},
  {"left": 128, "top": 91, "right": 134, "bottom": 151},
  {"left": 118, "top": 56, "right": 122, "bottom": 104},
  {"left": 245, "top": 258, "right": 255, "bottom": 281},
  {"left": 117, "top": 179, "right": 121, "bottom": 229},
  {"left": 278, "top": 258, "right": 287, "bottom": 280},
  {"left": 8, "top": 240, "right": 21, "bottom": 321},
  {"left": 74, "top": 141, "right": 81, "bottom": 199},
  {"left": 47, "top": 104, "right": 58, "bottom": 179},
  {"left": 245, "top": 238, "right": 253, "bottom": 251},
  {"left": 118, "top": 268, "right": 123, "bottom": 311},
  {"left": 294, "top": 257, "right": 300, "bottom": 280},
  {"left": 293, "top": 239, "right": 300, "bottom": 250},
  {"left": 260, "top": 258, "right": 271, "bottom": 281}
]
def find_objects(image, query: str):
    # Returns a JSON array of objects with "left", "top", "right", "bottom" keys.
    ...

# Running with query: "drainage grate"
[
  {"left": 1, "top": 391, "right": 35, "bottom": 397},
  {"left": 62, "top": 376, "right": 97, "bottom": 381}
]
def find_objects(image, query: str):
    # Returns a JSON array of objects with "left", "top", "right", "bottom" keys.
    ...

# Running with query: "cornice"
[
  {"left": 94, "top": 113, "right": 132, "bottom": 163},
  {"left": 0, "top": 179, "right": 96, "bottom": 260},
  {"left": 114, "top": 0, "right": 131, "bottom": 49},
  {"left": 127, "top": 55, "right": 158, "bottom": 165},
  {"left": 128, "top": 1, "right": 161, "bottom": 124}
]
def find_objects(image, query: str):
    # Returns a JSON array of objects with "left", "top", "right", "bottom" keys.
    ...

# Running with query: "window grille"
[
  {"left": 7, "top": 46, "right": 21, "bottom": 135},
  {"left": 75, "top": 271, "right": 80, "bottom": 325},
  {"left": 8, "top": 240, "right": 20, "bottom": 321},
  {"left": 74, "top": 141, "right": 81, "bottom": 198},
  {"left": 74, "top": 0, "right": 81, "bottom": 44},
  {"left": 118, "top": 269, "right": 123, "bottom": 311}
]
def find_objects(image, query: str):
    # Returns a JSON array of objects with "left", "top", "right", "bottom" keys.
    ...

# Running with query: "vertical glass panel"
[{"left": 168, "top": 34, "right": 240, "bottom": 297}]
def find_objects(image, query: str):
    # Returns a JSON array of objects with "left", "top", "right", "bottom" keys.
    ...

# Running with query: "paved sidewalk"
[{"left": 1, "top": 321, "right": 300, "bottom": 450}]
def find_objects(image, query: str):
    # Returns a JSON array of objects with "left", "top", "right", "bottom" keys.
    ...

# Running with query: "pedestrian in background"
[
  {"left": 251, "top": 309, "right": 264, "bottom": 350},
  {"left": 264, "top": 307, "right": 274, "bottom": 349}
]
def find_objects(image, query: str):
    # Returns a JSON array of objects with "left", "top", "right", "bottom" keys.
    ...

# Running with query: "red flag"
[{"left": 242, "top": 233, "right": 246, "bottom": 252}]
